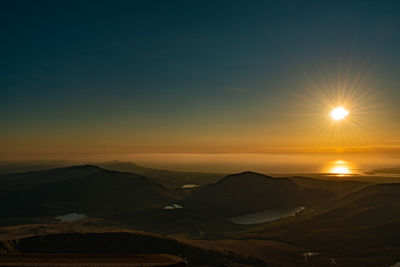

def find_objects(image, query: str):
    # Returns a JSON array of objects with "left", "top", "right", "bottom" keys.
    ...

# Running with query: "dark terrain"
[{"left": 0, "top": 162, "right": 399, "bottom": 266}]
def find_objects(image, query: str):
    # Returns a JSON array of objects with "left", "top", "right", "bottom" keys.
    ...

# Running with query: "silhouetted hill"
[
  {"left": 0, "top": 165, "right": 101, "bottom": 194},
  {"left": 289, "top": 176, "right": 368, "bottom": 196},
  {"left": 98, "top": 161, "right": 224, "bottom": 189},
  {"left": 0, "top": 161, "right": 70, "bottom": 175},
  {"left": 0, "top": 166, "right": 179, "bottom": 218},
  {"left": 308, "top": 183, "right": 400, "bottom": 226},
  {"left": 183, "top": 171, "right": 335, "bottom": 216}
]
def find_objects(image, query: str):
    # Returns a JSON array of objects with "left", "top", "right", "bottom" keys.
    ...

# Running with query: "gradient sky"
[{"left": 1, "top": 0, "right": 400, "bottom": 160}]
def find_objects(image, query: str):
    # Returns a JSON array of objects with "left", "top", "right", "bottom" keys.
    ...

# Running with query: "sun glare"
[
  {"left": 330, "top": 166, "right": 351, "bottom": 175},
  {"left": 325, "top": 159, "right": 355, "bottom": 176},
  {"left": 330, "top": 107, "right": 349, "bottom": 121}
]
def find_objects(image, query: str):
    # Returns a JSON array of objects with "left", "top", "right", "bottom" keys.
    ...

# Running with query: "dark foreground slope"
[
  {"left": 305, "top": 183, "right": 400, "bottom": 226},
  {"left": 240, "top": 183, "right": 400, "bottom": 267},
  {"left": 0, "top": 165, "right": 179, "bottom": 218},
  {"left": 0, "top": 253, "right": 186, "bottom": 267},
  {"left": 0, "top": 232, "right": 264, "bottom": 267}
]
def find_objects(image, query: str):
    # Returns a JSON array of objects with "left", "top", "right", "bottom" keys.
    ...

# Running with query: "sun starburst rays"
[{"left": 294, "top": 62, "right": 383, "bottom": 150}]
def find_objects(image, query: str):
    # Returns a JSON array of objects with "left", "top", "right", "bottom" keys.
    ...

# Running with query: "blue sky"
[{"left": 1, "top": 0, "right": 399, "bottom": 158}]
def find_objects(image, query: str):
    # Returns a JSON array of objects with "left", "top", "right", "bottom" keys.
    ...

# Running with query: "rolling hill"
[
  {"left": 97, "top": 161, "right": 224, "bottom": 189},
  {"left": 289, "top": 176, "right": 368, "bottom": 196},
  {"left": 0, "top": 165, "right": 179, "bottom": 218},
  {"left": 183, "top": 171, "right": 336, "bottom": 217},
  {"left": 303, "top": 182, "right": 400, "bottom": 226}
]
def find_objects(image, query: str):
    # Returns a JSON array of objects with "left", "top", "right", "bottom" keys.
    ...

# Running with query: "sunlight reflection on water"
[
  {"left": 230, "top": 207, "right": 306, "bottom": 225},
  {"left": 324, "top": 159, "right": 356, "bottom": 176}
]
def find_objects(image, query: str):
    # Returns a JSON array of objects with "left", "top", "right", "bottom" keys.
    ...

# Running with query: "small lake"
[
  {"left": 55, "top": 213, "right": 88, "bottom": 222},
  {"left": 163, "top": 204, "right": 183, "bottom": 210},
  {"left": 181, "top": 184, "right": 199, "bottom": 189},
  {"left": 230, "top": 206, "right": 305, "bottom": 225}
]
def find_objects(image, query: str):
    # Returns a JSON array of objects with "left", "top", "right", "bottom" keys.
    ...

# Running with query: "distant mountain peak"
[
  {"left": 233, "top": 171, "right": 272, "bottom": 177},
  {"left": 219, "top": 171, "right": 282, "bottom": 184},
  {"left": 101, "top": 160, "right": 141, "bottom": 167},
  {"left": 54, "top": 164, "right": 103, "bottom": 172}
]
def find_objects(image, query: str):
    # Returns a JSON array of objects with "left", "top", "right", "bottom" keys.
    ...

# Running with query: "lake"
[
  {"left": 55, "top": 213, "right": 88, "bottom": 222},
  {"left": 230, "top": 206, "right": 305, "bottom": 225}
]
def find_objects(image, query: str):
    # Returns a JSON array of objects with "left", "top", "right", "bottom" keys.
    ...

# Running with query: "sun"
[{"left": 330, "top": 107, "right": 349, "bottom": 121}]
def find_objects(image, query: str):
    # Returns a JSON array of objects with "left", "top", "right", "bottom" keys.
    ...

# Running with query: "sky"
[{"left": 1, "top": 0, "right": 400, "bottom": 161}]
